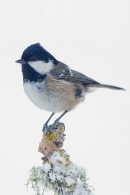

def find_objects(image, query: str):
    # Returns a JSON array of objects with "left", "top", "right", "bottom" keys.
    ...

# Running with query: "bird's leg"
[
  {"left": 43, "top": 112, "right": 55, "bottom": 132},
  {"left": 48, "top": 110, "right": 68, "bottom": 131}
]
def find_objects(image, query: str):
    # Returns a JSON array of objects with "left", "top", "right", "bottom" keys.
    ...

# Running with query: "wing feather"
[{"left": 50, "top": 61, "right": 99, "bottom": 85}]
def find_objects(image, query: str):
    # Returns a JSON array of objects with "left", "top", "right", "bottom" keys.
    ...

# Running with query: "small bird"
[{"left": 16, "top": 43, "right": 124, "bottom": 130}]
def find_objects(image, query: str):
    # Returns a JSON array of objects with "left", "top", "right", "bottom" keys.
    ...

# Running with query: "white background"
[{"left": 0, "top": 0, "right": 130, "bottom": 195}]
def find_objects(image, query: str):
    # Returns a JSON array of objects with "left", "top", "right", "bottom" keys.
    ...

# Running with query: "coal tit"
[{"left": 16, "top": 43, "right": 124, "bottom": 130}]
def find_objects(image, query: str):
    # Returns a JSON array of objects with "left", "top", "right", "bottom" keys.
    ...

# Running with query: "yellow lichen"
[
  {"left": 59, "top": 149, "right": 71, "bottom": 166},
  {"left": 46, "top": 131, "right": 61, "bottom": 142}
]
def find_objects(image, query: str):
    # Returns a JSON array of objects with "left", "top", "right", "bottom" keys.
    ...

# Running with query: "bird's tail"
[{"left": 87, "top": 84, "right": 125, "bottom": 91}]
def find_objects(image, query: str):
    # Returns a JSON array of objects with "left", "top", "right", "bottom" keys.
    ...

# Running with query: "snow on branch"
[{"left": 27, "top": 123, "right": 94, "bottom": 195}]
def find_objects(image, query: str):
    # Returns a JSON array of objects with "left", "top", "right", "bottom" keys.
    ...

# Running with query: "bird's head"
[{"left": 15, "top": 43, "right": 57, "bottom": 74}]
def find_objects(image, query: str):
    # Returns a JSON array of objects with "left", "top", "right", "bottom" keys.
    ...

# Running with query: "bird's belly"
[
  {"left": 23, "top": 79, "right": 85, "bottom": 113},
  {"left": 23, "top": 82, "right": 64, "bottom": 112}
]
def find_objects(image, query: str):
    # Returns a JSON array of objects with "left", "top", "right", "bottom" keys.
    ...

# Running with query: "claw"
[
  {"left": 42, "top": 122, "right": 65, "bottom": 146},
  {"left": 47, "top": 123, "right": 58, "bottom": 132},
  {"left": 42, "top": 124, "right": 48, "bottom": 133},
  {"left": 43, "top": 119, "right": 59, "bottom": 132},
  {"left": 42, "top": 111, "right": 68, "bottom": 133},
  {"left": 42, "top": 122, "right": 57, "bottom": 133},
  {"left": 42, "top": 121, "right": 65, "bottom": 133}
]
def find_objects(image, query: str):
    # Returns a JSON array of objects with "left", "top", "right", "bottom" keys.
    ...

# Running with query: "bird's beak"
[{"left": 15, "top": 59, "right": 26, "bottom": 64}]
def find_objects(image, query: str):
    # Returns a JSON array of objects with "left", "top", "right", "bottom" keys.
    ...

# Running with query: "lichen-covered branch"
[{"left": 27, "top": 123, "right": 94, "bottom": 195}]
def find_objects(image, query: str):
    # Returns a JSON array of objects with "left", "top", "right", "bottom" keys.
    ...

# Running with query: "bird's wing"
[
  {"left": 50, "top": 61, "right": 99, "bottom": 85},
  {"left": 50, "top": 62, "right": 125, "bottom": 90}
]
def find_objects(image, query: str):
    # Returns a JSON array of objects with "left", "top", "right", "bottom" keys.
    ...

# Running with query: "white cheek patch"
[{"left": 28, "top": 60, "right": 54, "bottom": 74}]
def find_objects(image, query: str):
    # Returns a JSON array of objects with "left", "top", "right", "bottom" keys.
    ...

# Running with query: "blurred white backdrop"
[{"left": 0, "top": 0, "right": 130, "bottom": 195}]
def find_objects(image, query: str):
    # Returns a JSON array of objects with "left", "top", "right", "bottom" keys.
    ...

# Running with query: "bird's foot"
[
  {"left": 42, "top": 124, "right": 48, "bottom": 133},
  {"left": 48, "top": 124, "right": 57, "bottom": 132},
  {"left": 42, "top": 119, "right": 58, "bottom": 133},
  {"left": 42, "top": 121, "right": 65, "bottom": 133},
  {"left": 42, "top": 123, "right": 56, "bottom": 133},
  {"left": 42, "top": 122, "right": 65, "bottom": 145}
]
